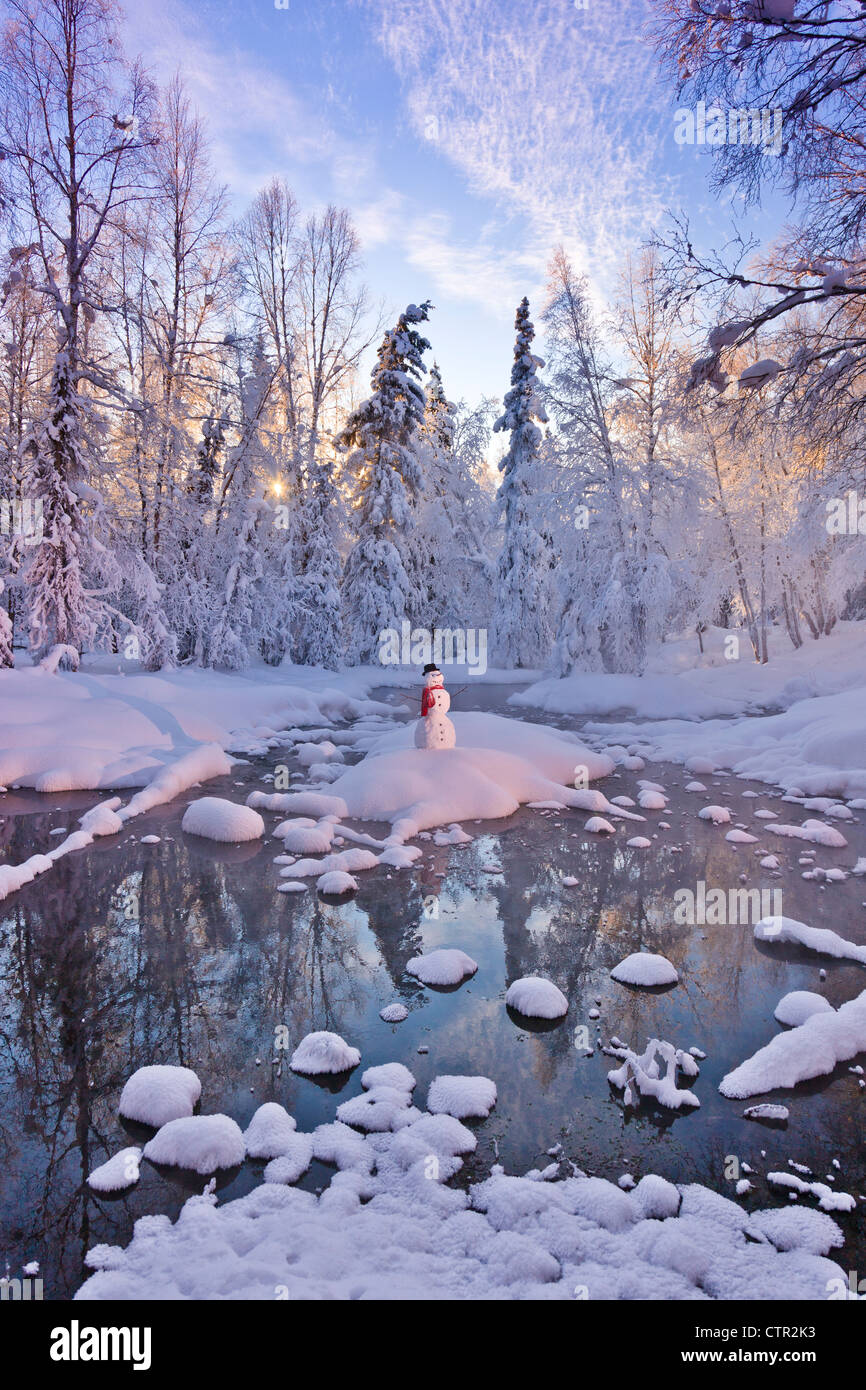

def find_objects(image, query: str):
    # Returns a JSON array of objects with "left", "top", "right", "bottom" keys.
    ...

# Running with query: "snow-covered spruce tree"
[
  {"left": 339, "top": 302, "right": 432, "bottom": 663},
  {"left": 491, "top": 298, "right": 553, "bottom": 668}
]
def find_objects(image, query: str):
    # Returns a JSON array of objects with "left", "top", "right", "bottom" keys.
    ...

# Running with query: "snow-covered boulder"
[
  {"left": 505, "top": 976, "right": 568, "bottom": 1019},
  {"left": 427, "top": 1075, "right": 497, "bottom": 1120},
  {"left": 87, "top": 1147, "right": 142, "bottom": 1192},
  {"left": 361, "top": 1062, "right": 415, "bottom": 1093},
  {"left": 143, "top": 1114, "right": 245, "bottom": 1174},
  {"left": 243, "top": 1102, "right": 297, "bottom": 1159},
  {"left": 290, "top": 1031, "right": 361, "bottom": 1076},
  {"left": 379, "top": 1002, "right": 409, "bottom": 1023},
  {"left": 699, "top": 805, "right": 731, "bottom": 825},
  {"left": 610, "top": 953, "right": 678, "bottom": 987},
  {"left": 181, "top": 797, "right": 264, "bottom": 843},
  {"left": 406, "top": 948, "right": 477, "bottom": 986},
  {"left": 774, "top": 991, "right": 833, "bottom": 1028},
  {"left": 316, "top": 870, "right": 359, "bottom": 895},
  {"left": 119, "top": 1064, "right": 201, "bottom": 1128}
]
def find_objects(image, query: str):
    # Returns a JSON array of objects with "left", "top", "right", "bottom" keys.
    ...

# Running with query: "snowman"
[{"left": 414, "top": 663, "right": 456, "bottom": 750}]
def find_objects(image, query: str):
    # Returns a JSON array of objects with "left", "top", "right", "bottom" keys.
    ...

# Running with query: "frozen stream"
[{"left": 1, "top": 683, "right": 864, "bottom": 1297}]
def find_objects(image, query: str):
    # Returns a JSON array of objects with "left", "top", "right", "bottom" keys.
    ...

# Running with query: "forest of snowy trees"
[{"left": 1, "top": 0, "right": 865, "bottom": 677}]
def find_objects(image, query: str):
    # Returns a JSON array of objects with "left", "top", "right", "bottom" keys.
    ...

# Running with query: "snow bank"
[
  {"left": 610, "top": 953, "right": 678, "bottom": 987},
  {"left": 143, "top": 1115, "right": 245, "bottom": 1174},
  {"left": 181, "top": 796, "right": 265, "bottom": 843},
  {"left": 505, "top": 976, "right": 569, "bottom": 1019},
  {"left": 0, "top": 662, "right": 390, "bottom": 902},
  {"left": 118, "top": 1065, "right": 202, "bottom": 1128}
]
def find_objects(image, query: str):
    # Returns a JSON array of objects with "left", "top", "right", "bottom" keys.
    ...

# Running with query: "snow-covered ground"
[
  {"left": 76, "top": 1056, "right": 851, "bottom": 1302},
  {"left": 514, "top": 623, "right": 866, "bottom": 799}
]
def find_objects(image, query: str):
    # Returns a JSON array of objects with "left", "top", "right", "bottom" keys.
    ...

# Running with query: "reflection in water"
[{"left": 1, "top": 740, "right": 865, "bottom": 1297}]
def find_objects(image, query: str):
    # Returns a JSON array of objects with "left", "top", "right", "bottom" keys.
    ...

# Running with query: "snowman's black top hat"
[{"left": 422, "top": 663, "right": 440, "bottom": 675}]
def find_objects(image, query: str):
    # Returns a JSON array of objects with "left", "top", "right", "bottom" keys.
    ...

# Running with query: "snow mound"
[
  {"left": 316, "top": 870, "right": 359, "bottom": 895},
  {"left": 290, "top": 1031, "right": 361, "bottom": 1075},
  {"left": 263, "top": 1133, "right": 314, "bottom": 1185},
  {"left": 243, "top": 1103, "right": 297, "bottom": 1159},
  {"left": 181, "top": 797, "right": 264, "bottom": 843},
  {"left": 336, "top": 1085, "right": 416, "bottom": 1133},
  {"left": 585, "top": 816, "right": 615, "bottom": 834},
  {"left": 143, "top": 1115, "right": 245, "bottom": 1174},
  {"left": 119, "top": 1065, "right": 201, "bottom": 1128},
  {"left": 610, "top": 953, "right": 678, "bottom": 987},
  {"left": 275, "top": 820, "right": 335, "bottom": 854},
  {"left": 747, "top": 1206, "right": 844, "bottom": 1255},
  {"left": 754, "top": 915, "right": 866, "bottom": 966},
  {"left": 379, "top": 1002, "right": 409, "bottom": 1023},
  {"left": 427, "top": 1075, "right": 497, "bottom": 1119},
  {"left": 769, "top": 819, "right": 848, "bottom": 848},
  {"left": 406, "top": 948, "right": 477, "bottom": 986},
  {"left": 743, "top": 1103, "right": 789, "bottom": 1124},
  {"left": 87, "top": 1147, "right": 142, "bottom": 1192},
  {"left": 324, "top": 711, "right": 619, "bottom": 839},
  {"left": 774, "top": 991, "right": 833, "bottom": 1028},
  {"left": 699, "top": 805, "right": 731, "bottom": 825},
  {"left": 505, "top": 976, "right": 568, "bottom": 1018},
  {"left": 626, "top": 836, "right": 652, "bottom": 848},
  {"left": 362, "top": 1062, "right": 416, "bottom": 1093}
]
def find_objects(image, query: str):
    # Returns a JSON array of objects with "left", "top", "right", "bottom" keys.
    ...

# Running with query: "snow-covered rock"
[
  {"left": 181, "top": 797, "right": 264, "bottom": 843},
  {"left": 427, "top": 1075, "right": 497, "bottom": 1119},
  {"left": 243, "top": 1103, "right": 298, "bottom": 1159},
  {"left": 290, "top": 1031, "right": 361, "bottom": 1076},
  {"left": 143, "top": 1115, "right": 245, "bottom": 1174},
  {"left": 406, "top": 948, "right": 477, "bottom": 986},
  {"left": 87, "top": 1147, "right": 142, "bottom": 1193},
  {"left": 774, "top": 991, "right": 833, "bottom": 1028},
  {"left": 505, "top": 976, "right": 568, "bottom": 1018},
  {"left": 119, "top": 1065, "right": 202, "bottom": 1128},
  {"left": 610, "top": 953, "right": 678, "bottom": 987}
]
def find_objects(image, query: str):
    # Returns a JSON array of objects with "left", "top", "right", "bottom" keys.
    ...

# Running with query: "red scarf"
[{"left": 421, "top": 687, "right": 437, "bottom": 715}]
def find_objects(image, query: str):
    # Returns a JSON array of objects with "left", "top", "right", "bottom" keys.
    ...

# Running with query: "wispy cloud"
[{"left": 365, "top": 0, "right": 676, "bottom": 289}]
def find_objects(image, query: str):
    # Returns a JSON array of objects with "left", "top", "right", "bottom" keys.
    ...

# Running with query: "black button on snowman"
[{"left": 414, "top": 663, "right": 457, "bottom": 750}]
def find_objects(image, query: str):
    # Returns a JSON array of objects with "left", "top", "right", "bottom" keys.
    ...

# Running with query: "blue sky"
[{"left": 120, "top": 0, "right": 786, "bottom": 408}]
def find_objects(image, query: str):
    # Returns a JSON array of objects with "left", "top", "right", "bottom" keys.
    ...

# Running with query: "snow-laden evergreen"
[
  {"left": 339, "top": 303, "right": 432, "bottom": 663},
  {"left": 491, "top": 298, "right": 553, "bottom": 668}
]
